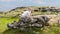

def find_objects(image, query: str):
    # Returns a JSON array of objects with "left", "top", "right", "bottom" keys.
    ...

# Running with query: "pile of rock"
[{"left": 7, "top": 16, "right": 50, "bottom": 31}]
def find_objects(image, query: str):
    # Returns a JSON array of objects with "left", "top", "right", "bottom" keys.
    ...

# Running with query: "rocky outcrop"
[{"left": 7, "top": 16, "right": 50, "bottom": 31}]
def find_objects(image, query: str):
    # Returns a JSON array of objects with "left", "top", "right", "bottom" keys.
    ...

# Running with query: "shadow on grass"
[
  {"left": 0, "top": 28, "right": 44, "bottom": 34},
  {"left": 0, "top": 29, "right": 36, "bottom": 34},
  {"left": 0, "top": 29, "right": 21, "bottom": 34},
  {"left": 0, "top": 29, "right": 33, "bottom": 34}
]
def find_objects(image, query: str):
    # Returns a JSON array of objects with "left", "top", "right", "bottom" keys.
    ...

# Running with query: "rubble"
[{"left": 7, "top": 16, "right": 50, "bottom": 31}]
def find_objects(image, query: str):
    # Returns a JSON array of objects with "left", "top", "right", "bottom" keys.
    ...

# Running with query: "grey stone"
[{"left": 7, "top": 16, "right": 50, "bottom": 31}]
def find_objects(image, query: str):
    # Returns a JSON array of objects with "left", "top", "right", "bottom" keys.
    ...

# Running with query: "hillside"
[
  {"left": 0, "top": 6, "right": 60, "bottom": 34},
  {"left": 0, "top": 6, "right": 60, "bottom": 17}
]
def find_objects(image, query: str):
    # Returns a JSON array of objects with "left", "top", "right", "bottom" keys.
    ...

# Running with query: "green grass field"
[
  {"left": 0, "top": 17, "right": 19, "bottom": 34},
  {"left": 0, "top": 11, "right": 60, "bottom": 34},
  {"left": 0, "top": 17, "right": 60, "bottom": 34}
]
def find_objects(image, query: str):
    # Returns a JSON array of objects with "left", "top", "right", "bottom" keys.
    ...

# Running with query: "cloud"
[
  {"left": 20, "top": 0, "right": 24, "bottom": 2},
  {"left": 0, "top": 0, "right": 17, "bottom": 2},
  {"left": 32, "top": 0, "right": 45, "bottom": 4}
]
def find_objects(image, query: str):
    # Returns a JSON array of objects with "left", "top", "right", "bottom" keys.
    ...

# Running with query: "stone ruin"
[{"left": 7, "top": 16, "right": 50, "bottom": 31}]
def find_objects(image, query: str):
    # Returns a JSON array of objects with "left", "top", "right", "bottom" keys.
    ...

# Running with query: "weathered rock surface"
[{"left": 7, "top": 16, "right": 50, "bottom": 31}]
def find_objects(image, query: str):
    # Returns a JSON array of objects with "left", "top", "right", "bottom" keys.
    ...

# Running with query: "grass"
[
  {"left": 0, "top": 12, "right": 60, "bottom": 34},
  {"left": 0, "top": 11, "right": 60, "bottom": 17},
  {"left": 0, "top": 17, "right": 60, "bottom": 34},
  {"left": 0, "top": 17, "right": 19, "bottom": 34}
]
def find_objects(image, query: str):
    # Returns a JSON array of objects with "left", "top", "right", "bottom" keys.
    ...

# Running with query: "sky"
[{"left": 0, "top": 0, "right": 60, "bottom": 11}]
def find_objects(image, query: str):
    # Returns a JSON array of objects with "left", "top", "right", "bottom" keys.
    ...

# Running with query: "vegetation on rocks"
[{"left": 0, "top": 6, "right": 60, "bottom": 34}]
